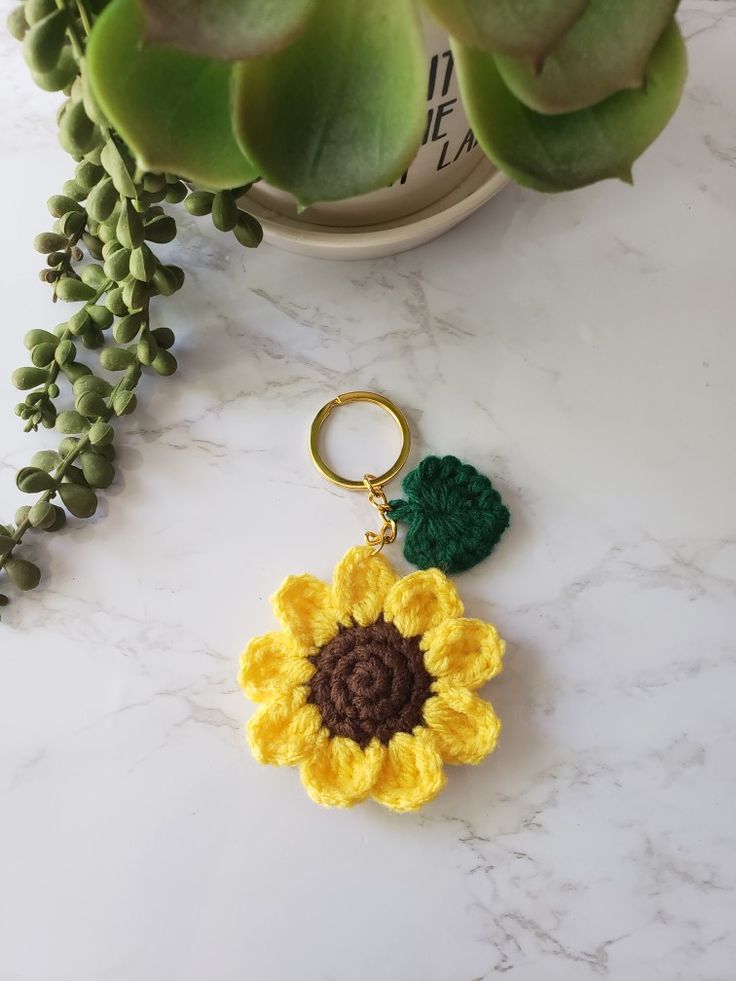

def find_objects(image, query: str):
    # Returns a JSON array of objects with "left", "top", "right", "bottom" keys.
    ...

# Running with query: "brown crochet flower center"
[{"left": 307, "top": 619, "right": 434, "bottom": 748}]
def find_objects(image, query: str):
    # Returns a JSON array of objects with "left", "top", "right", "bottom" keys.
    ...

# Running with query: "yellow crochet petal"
[
  {"left": 300, "top": 736, "right": 385, "bottom": 808},
  {"left": 239, "top": 632, "right": 315, "bottom": 703},
  {"left": 332, "top": 545, "right": 398, "bottom": 627},
  {"left": 423, "top": 686, "right": 501, "bottom": 765},
  {"left": 383, "top": 568, "right": 463, "bottom": 639},
  {"left": 372, "top": 727, "right": 446, "bottom": 813},
  {"left": 247, "top": 687, "right": 323, "bottom": 766},
  {"left": 422, "top": 618, "right": 505, "bottom": 690},
  {"left": 272, "top": 573, "right": 341, "bottom": 653}
]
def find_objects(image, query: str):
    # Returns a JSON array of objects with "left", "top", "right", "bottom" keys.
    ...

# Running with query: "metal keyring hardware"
[{"left": 309, "top": 391, "right": 411, "bottom": 491}]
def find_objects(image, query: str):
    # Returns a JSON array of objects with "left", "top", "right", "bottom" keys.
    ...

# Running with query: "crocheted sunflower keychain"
[{"left": 239, "top": 392, "right": 510, "bottom": 812}]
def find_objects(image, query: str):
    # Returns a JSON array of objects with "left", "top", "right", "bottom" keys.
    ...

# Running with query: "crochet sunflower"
[{"left": 239, "top": 545, "right": 504, "bottom": 812}]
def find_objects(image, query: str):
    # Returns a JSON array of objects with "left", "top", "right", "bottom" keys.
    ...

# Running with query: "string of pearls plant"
[{"left": 1, "top": 0, "right": 263, "bottom": 608}]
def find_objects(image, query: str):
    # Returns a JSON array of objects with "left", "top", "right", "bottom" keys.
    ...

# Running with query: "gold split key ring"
[{"left": 309, "top": 391, "right": 411, "bottom": 553}]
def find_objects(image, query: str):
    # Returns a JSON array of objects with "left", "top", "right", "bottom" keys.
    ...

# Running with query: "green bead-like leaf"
[
  {"left": 7, "top": 6, "right": 28, "bottom": 42},
  {"left": 34, "top": 232, "right": 68, "bottom": 254},
  {"left": 86, "top": 176, "right": 118, "bottom": 222},
  {"left": 75, "top": 391, "right": 108, "bottom": 419},
  {"left": 149, "top": 267, "right": 175, "bottom": 296},
  {"left": 31, "top": 450, "right": 60, "bottom": 473},
  {"left": 87, "top": 305, "right": 114, "bottom": 330},
  {"left": 212, "top": 192, "right": 238, "bottom": 233},
  {"left": 56, "top": 410, "right": 89, "bottom": 434},
  {"left": 184, "top": 191, "right": 213, "bottom": 217},
  {"left": 106, "top": 287, "right": 128, "bottom": 317},
  {"left": 100, "top": 348, "right": 136, "bottom": 371},
  {"left": 233, "top": 212, "right": 263, "bottom": 249},
  {"left": 116, "top": 201, "right": 144, "bottom": 250},
  {"left": 81, "top": 264, "right": 107, "bottom": 290},
  {"left": 23, "top": 8, "right": 68, "bottom": 74},
  {"left": 89, "top": 420, "right": 115, "bottom": 446},
  {"left": 143, "top": 214, "right": 176, "bottom": 244},
  {"left": 389, "top": 456, "right": 510, "bottom": 574},
  {"left": 494, "top": 1, "right": 679, "bottom": 114},
  {"left": 25, "top": 0, "right": 56, "bottom": 27},
  {"left": 5, "top": 558, "right": 42, "bottom": 591},
  {"left": 16, "top": 467, "right": 57, "bottom": 494},
  {"left": 80, "top": 452, "right": 115, "bottom": 489},
  {"left": 100, "top": 141, "right": 137, "bottom": 199},
  {"left": 68, "top": 309, "right": 91, "bottom": 336},
  {"left": 139, "top": 0, "right": 318, "bottom": 60},
  {"left": 56, "top": 278, "right": 97, "bottom": 303},
  {"left": 233, "top": 0, "right": 426, "bottom": 207},
  {"left": 29, "top": 500, "right": 55, "bottom": 529},
  {"left": 59, "top": 482, "right": 98, "bottom": 519},
  {"left": 104, "top": 246, "right": 131, "bottom": 282},
  {"left": 151, "top": 350, "right": 177, "bottom": 377},
  {"left": 12, "top": 367, "right": 48, "bottom": 390},
  {"left": 136, "top": 332, "right": 158, "bottom": 366},
  {"left": 113, "top": 313, "right": 143, "bottom": 344},
  {"left": 112, "top": 390, "right": 137, "bottom": 416},
  {"left": 129, "top": 244, "right": 158, "bottom": 283},
  {"left": 58, "top": 100, "right": 97, "bottom": 157},
  {"left": 30, "top": 342, "right": 57, "bottom": 367},
  {"left": 453, "top": 21, "right": 686, "bottom": 192},
  {"left": 87, "top": 0, "right": 258, "bottom": 189},
  {"left": 151, "top": 327, "right": 175, "bottom": 350},
  {"left": 60, "top": 362, "right": 93, "bottom": 384},
  {"left": 122, "top": 278, "right": 146, "bottom": 312},
  {"left": 74, "top": 375, "right": 113, "bottom": 399},
  {"left": 31, "top": 45, "right": 77, "bottom": 92},
  {"left": 44, "top": 505, "right": 67, "bottom": 533},
  {"left": 75, "top": 160, "right": 104, "bottom": 191},
  {"left": 424, "top": 0, "right": 590, "bottom": 62},
  {"left": 24, "top": 329, "right": 57, "bottom": 349},
  {"left": 48, "top": 194, "right": 83, "bottom": 219}
]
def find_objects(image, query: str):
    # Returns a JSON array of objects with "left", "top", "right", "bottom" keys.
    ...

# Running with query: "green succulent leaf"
[
  {"left": 453, "top": 21, "right": 686, "bottom": 192},
  {"left": 87, "top": 0, "right": 258, "bottom": 189},
  {"left": 139, "top": 0, "right": 318, "bottom": 61},
  {"left": 389, "top": 456, "right": 510, "bottom": 574},
  {"left": 424, "top": 0, "right": 591, "bottom": 62},
  {"left": 494, "top": 0, "right": 680, "bottom": 114},
  {"left": 233, "top": 0, "right": 426, "bottom": 207}
]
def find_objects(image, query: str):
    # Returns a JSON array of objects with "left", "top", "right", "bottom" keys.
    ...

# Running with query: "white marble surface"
[{"left": 1, "top": 5, "right": 735, "bottom": 979}]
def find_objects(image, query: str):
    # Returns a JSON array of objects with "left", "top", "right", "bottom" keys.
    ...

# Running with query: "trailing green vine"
[{"left": 1, "top": 0, "right": 263, "bottom": 608}]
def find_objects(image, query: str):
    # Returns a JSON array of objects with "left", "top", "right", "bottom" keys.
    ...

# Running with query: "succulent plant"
[
  {"left": 86, "top": 0, "right": 687, "bottom": 207},
  {"left": 1, "top": 0, "right": 263, "bottom": 609}
]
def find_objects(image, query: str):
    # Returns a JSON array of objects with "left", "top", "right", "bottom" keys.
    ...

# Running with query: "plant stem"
[
  {"left": 75, "top": 0, "right": 92, "bottom": 36},
  {"left": 54, "top": 0, "right": 86, "bottom": 59}
]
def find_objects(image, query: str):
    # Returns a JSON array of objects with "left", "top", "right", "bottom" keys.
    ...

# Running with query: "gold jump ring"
[{"left": 309, "top": 391, "right": 411, "bottom": 490}]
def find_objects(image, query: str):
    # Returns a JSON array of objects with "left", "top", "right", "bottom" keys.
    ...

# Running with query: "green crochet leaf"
[{"left": 389, "top": 456, "right": 510, "bottom": 575}]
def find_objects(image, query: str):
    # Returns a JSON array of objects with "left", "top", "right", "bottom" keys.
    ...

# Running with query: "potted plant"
[
  {"left": 0, "top": 0, "right": 686, "bottom": 607},
  {"left": 86, "top": 1, "right": 685, "bottom": 224}
]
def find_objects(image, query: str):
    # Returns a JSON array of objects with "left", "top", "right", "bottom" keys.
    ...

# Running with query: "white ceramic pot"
[{"left": 243, "top": 16, "right": 508, "bottom": 258}]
